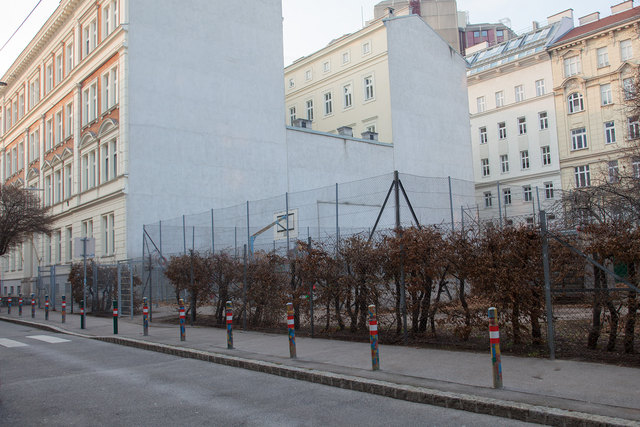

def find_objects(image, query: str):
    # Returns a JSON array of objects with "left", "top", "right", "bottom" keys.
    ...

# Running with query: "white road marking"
[
  {"left": 26, "top": 335, "right": 70, "bottom": 344},
  {"left": 0, "top": 338, "right": 28, "bottom": 348}
]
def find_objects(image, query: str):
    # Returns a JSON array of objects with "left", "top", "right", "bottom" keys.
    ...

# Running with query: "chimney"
[
  {"left": 547, "top": 8, "right": 574, "bottom": 24},
  {"left": 611, "top": 1, "right": 634, "bottom": 14},
  {"left": 337, "top": 126, "right": 353, "bottom": 137},
  {"left": 292, "top": 118, "right": 312, "bottom": 129},
  {"left": 579, "top": 12, "right": 600, "bottom": 25},
  {"left": 410, "top": 0, "right": 421, "bottom": 16},
  {"left": 532, "top": 21, "right": 539, "bottom": 31},
  {"left": 387, "top": 7, "right": 395, "bottom": 17},
  {"left": 361, "top": 130, "right": 379, "bottom": 141}
]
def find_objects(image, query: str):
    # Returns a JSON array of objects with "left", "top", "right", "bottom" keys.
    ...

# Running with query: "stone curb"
[{"left": 2, "top": 316, "right": 637, "bottom": 427}]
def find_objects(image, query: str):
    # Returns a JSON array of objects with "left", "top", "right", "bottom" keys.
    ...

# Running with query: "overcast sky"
[{"left": 0, "top": 0, "right": 630, "bottom": 77}]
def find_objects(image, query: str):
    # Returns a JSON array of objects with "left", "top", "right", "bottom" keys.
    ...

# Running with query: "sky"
[{"left": 0, "top": 0, "right": 631, "bottom": 77}]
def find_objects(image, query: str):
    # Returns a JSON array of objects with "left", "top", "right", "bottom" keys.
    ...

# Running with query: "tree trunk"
[
  {"left": 459, "top": 277, "right": 471, "bottom": 341},
  {"left": 429, "top": 275, "right": 447, "bottom": 335},
  {"left": 334, "top": 295, "right": 344, "bottom": 330},
  {"left": 411, "top": 290, "right": 421, "bottom": 333},
  {"left": 624, "top": 290, "right": 637, "bottom": 354},
  {"left": 395, "top": 275, "right": 402, "bottom": 335},
  {"left": 587, "top": 266, "right": 604, "bottom": 349},
  {"left": 530, "top": 306, "right": 542, "bottom": 345},
  {"left": 512, "top": 299, "right": 521, "bottom": 345},
  {"left": 325, "top": 300, "right": 330, "bottom": 331},
  {"left": 605, "top": 296, "right": 619, "bottom": 352}
]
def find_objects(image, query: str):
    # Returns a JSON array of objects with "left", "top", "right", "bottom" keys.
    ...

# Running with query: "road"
[{"left": 0, "top": 322, "right": 537, "bottom": 426}]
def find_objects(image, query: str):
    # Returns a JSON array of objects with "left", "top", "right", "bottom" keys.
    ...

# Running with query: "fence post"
[
  {"left": 45, "top": 295, "right": 49, "bottom": 320},
  {"left": 143, "top": 297, "right": 149, "bottom": 336},
  {"left": 113, "top": 299, "right": 118, "bottom": 335},
  {"left": 308, "top": 236, "right": 314, "bottom": 338},
  {"left": 448, "top": 176, "right": 455, "bottom": 232},
  {"left": 287, "top": 302, "right": 296, "bottom": 358},
  {"left": 488, "top": 307, "right": 503, "bottom": 389},
  {"left": 31, "top": 293, "right": 35, "bottom": 318},
  {"left": 539, "top": 210, "right": 556, "bottom": 360},
  {"left": 18, "top": 294, "right": 22, "bottom": 316},
  {"left": 179, "top": 298, "right": 186, "bottom": 341},
  {"left": 7, "top": 295, "right": 11, "bottom": 315},
  {"left": 80, "top": 300, "right": 85, "bottom": 329},
  {"left": 226, "top": 301, "right": 233, "bottom": 349},
  {"left": 242, "top": 244, "right": 247, "bottom": 331},
  {"left": 61, "top": 295, "right": 66, "bottom": 323},
  {"left": 368, "top": 304, "right": 380, "bottom": 370}
]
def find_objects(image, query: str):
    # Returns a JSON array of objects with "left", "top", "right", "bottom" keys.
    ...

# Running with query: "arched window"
[{"left": 568, "top": 92, "right": 584, "bottom": 113}]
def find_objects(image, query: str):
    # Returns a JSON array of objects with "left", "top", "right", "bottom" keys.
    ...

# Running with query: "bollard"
[
  {"left": 61, "top": 295, "right": 66, "bottom": 324},
  {"left": 179, "top": 298, "right": 186, "bottom": 341},
  {"left": 80, "top": 300, "right": 85, "bottom": 329},
  {"left": 142, "top": 297, "right": 149, "bottom": 336},
  {"left": 368, "top": 304, "right": 380, "bottom": 371},
  {"left": 45, "top": 295, "right": 50, "bottom": 320},
  {"left": 488, "top": 307, "right": 503, "bottom": 389},
  {"left": 31, "top": 294, "right": 35, "bottom": 318},
  {"left": 287, "top": 302, "right": 296, "bottom": 358},
  {"left": 7, "top": 295, "right": 11, "bottom": 315},
  {"left": 18, "top": 294, "right": 23, "bottom": 316},
  {"left": 113, "top": 299, "right": 118, "bottom": 335},
  {"left": 226, "top": 301, "right": 233, "bottom": 349}
]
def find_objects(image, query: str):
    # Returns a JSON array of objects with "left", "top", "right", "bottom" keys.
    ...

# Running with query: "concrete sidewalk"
[{"left": 1, "top": 307, "right": 639, "bottom": 426}]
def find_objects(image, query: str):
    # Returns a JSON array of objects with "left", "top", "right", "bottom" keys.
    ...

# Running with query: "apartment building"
[
  {"left": 466, "top": 11, "right": 574, "bottom": 221},
  {"left": 549, "top": 1, "right": 640, "bottom": 191}
]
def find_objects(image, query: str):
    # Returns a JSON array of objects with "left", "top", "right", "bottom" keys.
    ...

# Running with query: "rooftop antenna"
[{"left": 361, "top": 5, "right": 364, "bottom": 27}]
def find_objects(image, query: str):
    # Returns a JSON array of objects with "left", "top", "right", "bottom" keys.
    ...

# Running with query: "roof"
[{"left": 553, "top": 6, "right": 640, "bottom": 45}]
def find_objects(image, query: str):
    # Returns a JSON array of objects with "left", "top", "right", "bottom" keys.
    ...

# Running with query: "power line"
[{"left": 0, "top": 0, "right": 44, "bottom": 55}]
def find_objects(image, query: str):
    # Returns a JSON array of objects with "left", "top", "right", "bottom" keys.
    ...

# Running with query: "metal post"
[
  {"left": 80, "top": 300, "right": 85, "bottom": 329},
  {"left": 31, "top": 293, "right": 35, "bottom": 318},
  {"left": 335, "top": 183, "right": 339, "bottom": 253},
  {"left": 461, "top": 206, "right": 465, "bottom": 234},
  {"left": 287, "top": 302, "right": 296, "bottom": 358},
  {"left": 308, "top": 235, "right": 314, "bottom": 338},
  {"left": 182, "top": 215, "right": 186, "bottom": 255},
  {"left": 211, "top": 209, "right": 215, "bottom": 253},
  {"left": 45, "top": 295, "right": 49, "bottom": 320},
  {"left": 242, "top": 244, "right": 247, "bottom": 331},
  {"left": 51, "top": 265, "right": 56, "bottom": 311},
  {"left": 368, "top": 304, "right": 380, "bottom": 371},
  {"left": 539, "top": 210, "right": 556, "bottom": 360},
  {"left": 61, "top": 295, "right": 66, "bottom": 323},
  {"left": 7, "top": 295, "right": 11, "bottom": 315},
  {"left": 496, "top": 181, "right": 502, "bottom": 228},
  {"left": 285, "top": 193, "right": 290, "bottom": 255},
  {"left": 82, "top": 237, "right": 87, "bottom": 329},
  {"left": 18, "top": 294, "right": 22, "bottom": 316},
  {"left": 142, "top": 297, "right": 149, "bottom": 336},
  {"left": 113, "top": 299, "right": 118, "bottom": 334},
  {"left": 247, "top": 201, "right": 250, "bottom": 257},
  {"left": 129, "top": 262, "right": 134, "bottom": 320},
  {"left": 394, "top": 171, "right": 408, "bottom": 345},
  {"left": 448, "top": 176, "right": 455, "bottom": 232},
  {"left": 226, "top": 301, "right": 233, "bottom": 349},
  {"left": 117, "top": 263, "right": 122, "bottom": 317},
  {"left": 159, "top": 220, "right": 163, "bottom": 257},
  {"left": 488, "top": 307, "right": 503, "bottom": 389},
  {"left": 179, "top": 298, "right": 186, "bottom": 341},
  {"left": 234, "top": 226, "right": 237, "bottom": 258},
  {"left": 536, "top": 186, "right": 542, "bottom": 212}
]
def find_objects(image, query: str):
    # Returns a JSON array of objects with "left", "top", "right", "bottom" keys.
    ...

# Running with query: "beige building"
[{"left": 549, "top": 1, "right": 640, "bottom": 191}]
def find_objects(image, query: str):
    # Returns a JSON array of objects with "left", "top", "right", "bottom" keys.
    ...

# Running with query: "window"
[
  {"left": 64, "top": 164, "right": 72, "bottom": 198},
  {"left": 538, "top": 111, "right": 548, "bottom": 130},
  {"left": 12, "top": 147, "right": 17, "bottom": 175},
  {"left": 497, "top": 30, "right": 504, "bottom": 37},
  {"left": 55, "top": 55, "right": 63, "bottom": 84},
  {"left": 571, "top": 128, "right": 587, "bottom": 150},
  {"left": 541, "top": 146, "right": 551, "bottom": 166},
  {"left": 65, "top": 103, "right": 73, "bottom": 138},
  {"left": 473, "top": 31, "right": 480, "bottom": 38},
  {"left": 29, "top": 77, "right": 40, "bottom": 108},
  {"left": 101, "top": 141, "right": 117, "bottom": 183},
  {"left": 495, "top": 91, "right": 504, "bottom": 107},
  {"left": 29, "top": 130, "right": 39, "bottom": 163},
  {"left": 46, "top": 64, "right": 53, "bottom": 94},
  {"left": 81, "top": 150, "right": 96, "bottom": 191},
  {"left": 364, "top": 76, "right": 374, "bottom": 100},
  {"left": 481, "top": 30, "right": 488, "bottom": 37},
  {"left": 623, "top": 77, "right": 634, "bottom": 100},
  {"left": 288, "top": 78, "right": 294, "bottom": 89},
  {"left": 66, "top": 227, "right": 73, "bottom": 261},
  {"left": 103, "top": 0, "right": 119, "bottom": 38},
  {"left": 523, "top": 185, "right": 532, "bottom": 202},
  {"left": 574, "top": 165, "right": 591, "bottom": 188},
  {"left": 289, "top": 106, "right": 296, "bottom": 125},
  {"left": 514, "top": 85, "right": 524, "bottom": 102},
  {"left": 343, "top": 84, "right": 352, "bottom": 108},
  {"left": 65, "top": 42, "right": 73, "bottom": 76},
  {"left": 54, "top": 230, "right": 62, "bottom": 263},
  {"left": 535, "top": 79, "right": 545, "bottom": 96},
  {"left": 481, "top": 158, "right": 490, "bottom": 177},
  {"left": 324, "top": 92, "right": 332, "bottom": 115},
  {"left": 362, "top": 42, "right": 371, "bottom": 55},
  {"left": 54, "top": 170, "right": 61, "bottom": 204},
  {"left": 476, "top": 96, "right": 485, "bottom": 113},
  {"left": 596, "top": 47, "right": 609, "bottom": 67},
  {"left": 305, "top": 69, "right": 312, "bottom": 81},
  {"left": 46, "top": 119, "right": 53, "bottom": 151},
  {"left": 306, "top": 99, "right": 313, "bottom": 121},
  {"left": 520, "top": 150, "right": 530, "bottom": 169},
  {"left": 503, "top": 188, "right": 512, "bottom": 205},
  {"left": 44, "top": 175, "right": 52, "bottom": 206},
  {"left": 55, "top": 111, "right": 62, "bottom": 145},
  {"left": 608, "top": 160, "right": 619, "bottom": 183},
  {"left": 498, "top": 122, "right": 506, "bottom": 139},
  {"left": 621, "top": 39, "right": 633, "bottom": 61},
  {"left": 18, "top": 93, "right": 24, "bottom": 119},
  {"left": 81, "top": 219, "right": 93, "bottom": 238},
  {"left": 323, "top": 61, "right": 330, "bottom": 73},
  {"left": 600, "top": 84, "right": 612, "bottom": 106},
  {"left": 517, "top": 117, "right": 527, "bottom": 135},
  {"left": 633, "top": 157, "right": 640, "bottom": 179},
  {"left": 545, "top": 182, "right": 554, "bottom": 199},
  {"left": 628, "top": 116, "right": 640, "bottom": 139},
  {"left": 83, "top": 19, "right": 97, "bottom": 57},
  {"left": 102, "top": 213, "right": 115, "bottom": 255},
  {"left": 564, "top": 55, "right": 581, "bottom": 77},
  {"left": 45, "top": 234, "right": 51, "bottom": 265},
  {"left": 500, "top": 154, "right": 509, "bottom": 173},
  {"left": 484, "top": 192, "right": 492, "bottom": 208},
  {"left": 568, "top": 93, "right": 584, "bottom": 113},
  {"left": 479, "top": 127, "right": 487, "bottom": 144},
  {"left": 102, "top": 67, "right": 118, "bottom": 112},
  {"left": 604, "top": 121, "right": 616, "bottom": 144},
  {"left": 342, "top": 51, "right": 350, "bottom": 64},
  {"left": 82, "top": 82, "right": 98, "bottom": 125}
]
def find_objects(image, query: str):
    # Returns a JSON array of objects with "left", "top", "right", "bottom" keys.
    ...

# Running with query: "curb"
[{"left": 2, "top": 316, "right": 637, "bottom": 427}]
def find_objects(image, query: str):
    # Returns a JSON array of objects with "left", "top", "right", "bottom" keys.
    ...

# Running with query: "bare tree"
[{"left": 0, "top": 185, "right": 53, "bottom": 257}]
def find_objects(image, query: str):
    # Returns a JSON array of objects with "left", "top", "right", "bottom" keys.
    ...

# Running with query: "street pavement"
[{"left": 1, "top": 306, "right": 639, "bottom": 425}]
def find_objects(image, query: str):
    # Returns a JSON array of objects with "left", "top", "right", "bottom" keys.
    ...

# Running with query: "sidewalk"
[{"left": 1, "top": 307, "right": 639, "bottom": 426}]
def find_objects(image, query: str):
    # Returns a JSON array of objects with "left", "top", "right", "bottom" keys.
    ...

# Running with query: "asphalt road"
[{"left": 0, "top": 322, "right": 537, "bottom": 426}]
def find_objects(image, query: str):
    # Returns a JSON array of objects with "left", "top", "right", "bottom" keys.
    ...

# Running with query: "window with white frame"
[
  {"left": 520, "top": 150, "right": 530, "bottom": 169},
  {"left": 523, "top": 185, "right": 532, "bottom": 202},
  {"left": 481, "top": 158, "right": 490, "bottom": 176},
  {"left": 65, "top": 42, "right": 73, "bottom": 76},
  {"left": 479, "top": 127, "right": 487, "bottom": 144},
  {"left": 64, "top": 163, "right": 72, "bottom": 199},
  {"left": 498, "top": 122, "right": 506, "bottom": 139},
  {"left": 342, "top": 51, "right": 350, "bottom": 64},
  {"left": 601, "top": 84, "right": 612, "bottom": 106},
  {"left": 102, "top": 213, "right": 115, "bottom": 255},
  {"left": 29, "top": 129, "right": 39, "bottom": 162},
  {"left": 362, "top": 42, "right": 371, "bottom": 55},
  {"left": 66, "top": 227, "right": 73, "bottom": 261},
  {"left": 564, "top": 55, "right": 581, "bottom": 77},
  {"left": 628, "top": 116, "right": 640, "bottom": 139},
  {"left": 12, "top": 99, "right": 17, "bottom": 124},
  {"left": 82, "top": 81, "right": 98, "bottom": 125},
  {"left": 621, "top": 39, "right": 633, "bottom": 61},
  {"left": 29, "top": 76, "right": 40, "bottom": 109},
  {"left": 288, "top": 78, "right": 294, "bottom": 89},
  {"left": 544, "top": 182, "right": 554, "bottom": 199},
  {"left": 500, "top": 154, "right": 509, "bottom": 173},
  {"left": 604, "top": 121, "right": 616, "bottom": 144},
  {"left": 623, "top": 77, "right": 635, "bottom": 100},
  {"left": 608, "top": 160, "right": 619, "bottom": 183},
  {"left": 304, "top": 69, "right": 312, "bottom": 81},
  {"left": 18, "top": 93, "right": 24, "bottom": 119},
  {"left": 633, "top": 157, "right": 640, "bottom": 179},
  {"left": 101, "top": 141, "right": 116, "bottom": 183},
  {"left": 65, "top": 103, "right": 73, "bottom": 138},
  {"left": 306, "top": 99, "right": 313, "bottom": 121},
  {"left": 46, "top": 118, "right": 53, "bottom": 151},
  {"left": 571, "top": 128, "right": 587, "bottom": 150},
  {"left": 81, "top": 150, "right": 96, "bottom": 191},
  {"left": 46, "top": 63, "right": 53, "bottom": 94},
  {"left": 538, "top": 111, "right": 548, "bottom": 130},
  {"left": 323, "top": 61, "right": 330, "bottom": 73},
  {"left": 4, "top": 152, "right": 10, "bottom": 177},
  {"left": 568, "top": 92, "right": 584, "bottom": 113},
  {"left": 574, "top": 165, "right": 591, "bottom": 187},
  {"left": 495, "top": 91, "right": 504, "bottom": 107},
  {"left": 102, "top": 67, "right": 118, "bottom": 112},
  {"left": 102, "top": 0, "right": 119, "bottom": 38},
  {"left": 535, "top": 79, "right": 545, "bottom": 96},
  {"left": 514, "top": 85, "right": 524, "bottom": 102},
  {"left": 596, "top": 47, "right": 609, "bottom": 67},
  {"left": 44, "top": 174, "right": 52, "bottom": 206},
  {"left": 364, "top": 76, "right": 374, "bottom": 100},
  {"left": 343, "top": 84, "right": 352, "bottom": 108},
  {"left": 517, "top": 117, "right": 526, "bottom": 135},
  {"left": 484, "top": 192, "right": 492, "bottom": 208},
  {"left": 289, "top": 106, "right": 296, "bottom": 125},
  {"left": 324, "top": 92, "right": 332, "bottom": 115},
  {"left": 476, "top": 96, "right": 485, "bottom": 113},
  {"left": 82, "top": 219, "right": 93, "bottom": 238},
  {"left": 55, "top": 55, "right": 63, "bottom": 84},
  {"left": 45, "top": 234, "right": 51, "bottom": 265},
  {"left": 541, "top": 145, "right": 551, "bottom": 166},
  {"left": 17, "top": 142, "right": 24, "bottom": 171},
  {"left": 54, "top": 169, "right": 61, "bottom": 204},
  {"left": 12, "top": 147, "right": 17, "bottom": 174},
  {"left": 55, "top": 111, "right": 62, "bottom": 145},
  {"left": 83, "top": 19, "right": 97, "bottom": 57},
  {"left": 503, "top": 188, "right": 512, "bottom": 205}
]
